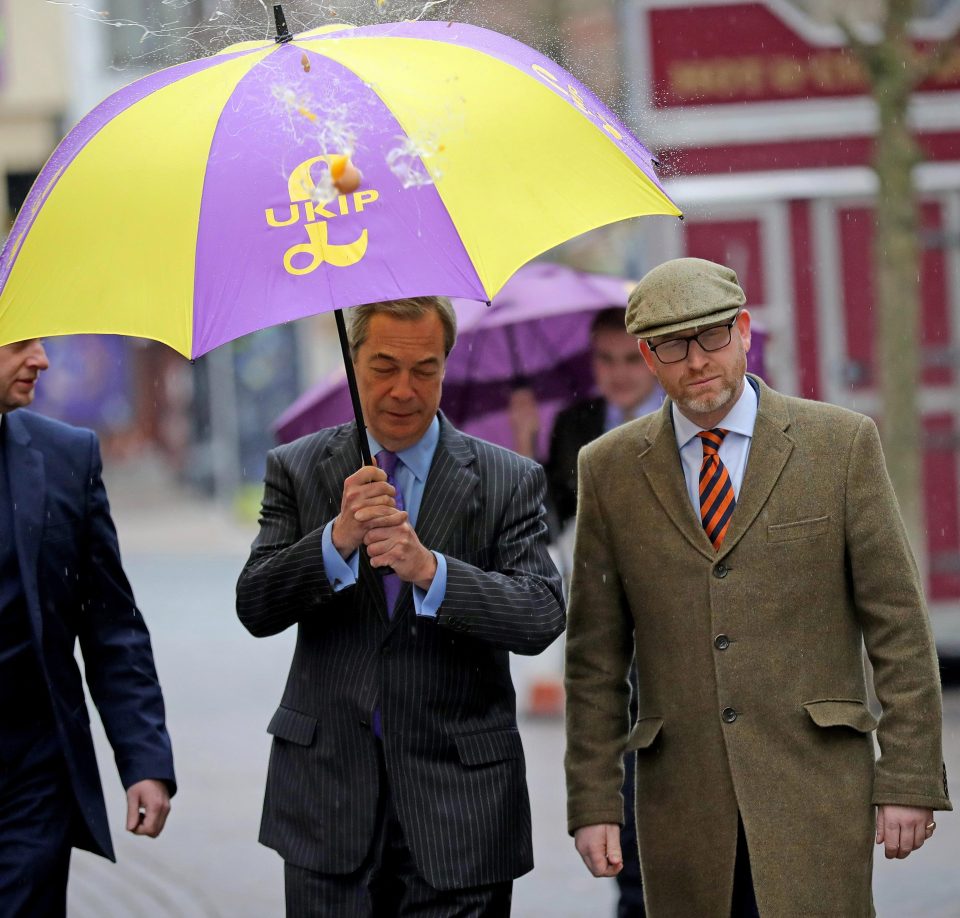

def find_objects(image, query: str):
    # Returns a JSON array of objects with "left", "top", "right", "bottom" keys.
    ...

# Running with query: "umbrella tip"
[{"left": 274, "top": 4, "right": 292, "bottom": 43}]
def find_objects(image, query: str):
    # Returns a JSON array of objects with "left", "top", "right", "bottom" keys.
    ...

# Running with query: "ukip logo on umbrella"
[{"left": 264, "top": 154, "right": 381, "bottom": 275}]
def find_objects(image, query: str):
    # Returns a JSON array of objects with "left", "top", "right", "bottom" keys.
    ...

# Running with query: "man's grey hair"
[{"left": 346, "top": 296, "right": 457, "bottom": 361}]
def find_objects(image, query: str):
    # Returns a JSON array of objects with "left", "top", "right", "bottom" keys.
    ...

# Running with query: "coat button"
[
  {"left": 714, "top": 634, "right": 730, "bottom": 651},
  {"left": 721, "top": 707, "right": 738, "bottom": 723},
  {"left": 713, "top": 563, "right": 729, "bottom": 579},
  {"left": 382, "top": 646, "right": 392, "bottom": 656}
]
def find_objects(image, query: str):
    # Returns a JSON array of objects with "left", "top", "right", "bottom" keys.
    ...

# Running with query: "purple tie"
[
  {"left": 372, "top": 450, "right": 405, "bottom": 740},
  {"left": 375, "top": 450, "right": 404, "bottom": 618}
]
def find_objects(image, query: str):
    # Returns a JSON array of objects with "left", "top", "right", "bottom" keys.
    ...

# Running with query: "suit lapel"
[
  {"left": 639, "top": 401, "right": 716, "bottom": 561},
  {"left": 414, "top": 415, "right": 478, "bottom": 555},
  {"left": 4, "top": 413, "right": 46, "bottom": 640},
  {"left": 717, "top": 378, "right": 794, "bottom": 559}
]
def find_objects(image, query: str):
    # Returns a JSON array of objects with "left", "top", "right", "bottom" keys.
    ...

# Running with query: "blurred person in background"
[
  {"left": 547, "top": 307, "right": 662, "bottom": 533},
  {"left": 0, "top": 338, "right": 175, "bottom": 917},
  {"left": 236, "top": 297, "right": 565, "bottom": 917},
  {"left": 565, "top": 258, "right": 950, "bottom": 917}
]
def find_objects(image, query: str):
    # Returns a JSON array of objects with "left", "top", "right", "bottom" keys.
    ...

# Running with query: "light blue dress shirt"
[
  {"left": 603, "top": 387, "right": 665, "bottom": 434},
  {"left": 673, "top": 379, "right": 758, "bottom": 516},
  {"left": 321, "top": 416, "right": 447, "bottom": 617}
]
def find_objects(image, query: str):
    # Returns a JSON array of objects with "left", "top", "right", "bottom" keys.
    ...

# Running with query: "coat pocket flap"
[
  {"left": 767, "top": 515, "right": 830, "bottom": 543},
  {"left": 267, "top": 705, "right": 318, "bottom": 746},
  {"left": 803, "top": 699, "right": 878, "bottom": 733},
  {"left": 454, "top": 728, "right": 524, "bottom": 766},
  {"left": 625, "top": 716, "right": 664, "bottom": 751}
]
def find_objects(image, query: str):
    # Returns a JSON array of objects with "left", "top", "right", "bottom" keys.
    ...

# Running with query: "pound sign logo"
[{"left": 264, "top": 155, "right": 380, "bottom": 276}]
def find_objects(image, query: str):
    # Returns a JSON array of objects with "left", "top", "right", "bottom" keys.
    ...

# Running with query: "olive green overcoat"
[{"left": 564, "top": 377, "right": 951, "bottom": 918}]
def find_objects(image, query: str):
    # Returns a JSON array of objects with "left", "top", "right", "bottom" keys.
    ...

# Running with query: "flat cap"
[{"left": 626, "top": 257, "right": 746, "bottom": 339}]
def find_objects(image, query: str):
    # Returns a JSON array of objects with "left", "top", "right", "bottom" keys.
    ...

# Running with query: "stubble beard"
[
  {"left": 677, "top": 378, "right": 738, "bottom": 416},
  {"left": 674, "top": 349, "right": 747, "bottom": 419}
]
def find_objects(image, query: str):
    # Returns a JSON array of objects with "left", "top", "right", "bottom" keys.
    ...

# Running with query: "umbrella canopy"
[
  {"left": 274, "top": 262, "right": 638, "bottom": 449},
  {"left": 0, "top": 20, "right": 680, "bottom": 359}
]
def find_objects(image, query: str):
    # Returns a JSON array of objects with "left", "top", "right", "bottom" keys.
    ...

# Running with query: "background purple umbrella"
[{"left": 275, "top": 262, "right": 769, "bottom": 452}]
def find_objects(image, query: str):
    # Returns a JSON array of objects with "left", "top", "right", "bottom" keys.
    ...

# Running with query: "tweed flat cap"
[{"left": 626, "top": 257, "right": 746, "bottom": 339}]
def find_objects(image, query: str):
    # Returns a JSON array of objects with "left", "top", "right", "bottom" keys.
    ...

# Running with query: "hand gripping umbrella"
[{"left": 0, "top": 6, "right": 681, "bottom": 464}]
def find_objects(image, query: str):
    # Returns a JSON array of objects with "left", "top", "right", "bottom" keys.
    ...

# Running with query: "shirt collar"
[
  {"left": 604, "top": 388, "right": 665, "bottom": 430},
  {"left": 672, "top": 377, "right": 758, "bottom": 451},
  {"left": 366, "top": 414, "right": 440, "bottom": 483},
  {"left": 604, "top": 401, "right": 625, "bottom": 431}
]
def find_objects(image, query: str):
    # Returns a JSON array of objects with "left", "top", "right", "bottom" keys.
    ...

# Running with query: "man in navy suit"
[
  {"left": 238, "top": 297, "right": 565, "bottom": 917},
  {"left": 0, "top": 338, "right": 176, "bottom": 916}
]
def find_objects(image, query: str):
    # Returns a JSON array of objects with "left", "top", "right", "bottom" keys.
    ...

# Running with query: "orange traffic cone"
[{"left": 526, "top": 675, "right": 565, "bottom": 717}]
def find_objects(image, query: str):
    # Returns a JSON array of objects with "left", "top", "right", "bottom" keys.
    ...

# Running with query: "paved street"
[{"left": 66, "top": 469, "right": 960, "bottom": 916}]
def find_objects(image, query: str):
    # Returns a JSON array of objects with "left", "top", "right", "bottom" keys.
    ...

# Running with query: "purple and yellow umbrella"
[{"left": 0, "top": 10, "right": 680, "bottom": 457}]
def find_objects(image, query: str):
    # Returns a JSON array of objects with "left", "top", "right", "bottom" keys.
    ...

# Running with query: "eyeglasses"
[{"left": 646, "top": 316, "right": 738, "bottom": 365}]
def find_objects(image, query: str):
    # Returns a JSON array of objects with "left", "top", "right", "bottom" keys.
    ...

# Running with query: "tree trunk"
[
  {"left": 873, "top": 47, "right": 924, "bottom": 564},
  {"left": 849, "top": 0, "right": 926, "bottom": 564}
]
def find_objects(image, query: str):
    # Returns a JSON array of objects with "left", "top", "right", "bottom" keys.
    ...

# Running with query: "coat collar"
[{"left": 639, "top": 375, "right": 794, "bottom": 561}]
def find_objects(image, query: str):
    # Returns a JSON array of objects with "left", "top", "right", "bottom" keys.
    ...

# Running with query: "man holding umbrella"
[{"left": 237, "top": 296, "right": 565, "bottom": 916}]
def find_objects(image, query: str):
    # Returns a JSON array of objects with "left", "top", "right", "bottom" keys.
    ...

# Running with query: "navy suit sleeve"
[{"left": 76, "top": 433, "right": 176, "bottom": 794}]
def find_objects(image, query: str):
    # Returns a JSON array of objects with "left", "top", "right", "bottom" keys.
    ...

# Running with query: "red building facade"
[{"left": 623, "top": 0, "right": 960, "bottom": 643}]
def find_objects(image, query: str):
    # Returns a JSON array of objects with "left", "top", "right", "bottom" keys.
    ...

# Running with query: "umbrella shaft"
[{"left": 335, "top": 308, "right": 373, "bottom": 467}]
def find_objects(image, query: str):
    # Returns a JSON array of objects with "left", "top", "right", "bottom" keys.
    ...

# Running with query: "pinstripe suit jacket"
[{"left": 236, "top": 414, "right": 565, "bottom": 890}]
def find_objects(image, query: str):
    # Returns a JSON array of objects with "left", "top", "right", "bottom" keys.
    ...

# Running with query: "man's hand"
[
  {"left": 574, "top": 823, "right": 623, "bottom": 877},
  {"left": 876, "top": 804, "right": 935, "bottom": 859},
  {"left": 365, "top": 517, "right": 437, "bottom": 589},
  {"left": 126, "top": 779, "right": 171, "bottom": 838},
  {"left": 332, "top": 464, "right": 402, "bottom": 558}
]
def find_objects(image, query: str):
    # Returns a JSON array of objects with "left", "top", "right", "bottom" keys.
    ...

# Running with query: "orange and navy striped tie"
[{"left": 697, "top": 429, "right": 736, "bottom": 550}]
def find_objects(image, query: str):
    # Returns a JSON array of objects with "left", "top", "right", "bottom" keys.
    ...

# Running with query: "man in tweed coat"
[
  {"left": 237, "top": 297, "right": 565, "bottom": 917},
  {"left": 564, "top": 258, "right": 950, "bottom": 917}
]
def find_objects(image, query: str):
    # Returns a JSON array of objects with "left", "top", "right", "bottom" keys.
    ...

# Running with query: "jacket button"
[
  {"left": 721, "top": 707, "right": 738, "bottom": 723},
  {"left": 382, "top": 646, "right": 392, "bottom": 656},
  {"left": 359, "top": 718, "right": 369, "bottom": 727},
  {"left": 714, "top": 634, "right": 730, "bottom": 651},
  {"left": 713, "top": 563, "right": 729, "bottom": 579}
]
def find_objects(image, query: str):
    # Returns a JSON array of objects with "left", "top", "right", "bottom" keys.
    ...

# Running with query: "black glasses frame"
[{"left": 647, "top": 315, "right": 739, "bottom": 365}]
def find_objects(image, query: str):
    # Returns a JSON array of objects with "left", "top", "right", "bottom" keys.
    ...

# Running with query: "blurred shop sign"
[{"left": 643, "top": 0, "right": 960, "bottom": 109}]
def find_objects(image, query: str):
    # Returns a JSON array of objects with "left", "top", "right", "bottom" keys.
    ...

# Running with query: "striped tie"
[{"left": 697, "top": 429, "right": 735, "bottom": 550}]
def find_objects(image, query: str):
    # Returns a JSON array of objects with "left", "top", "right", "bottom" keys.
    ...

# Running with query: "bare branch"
[{"left": 836, "top": 14, "right": 881, "bottom": 77}]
